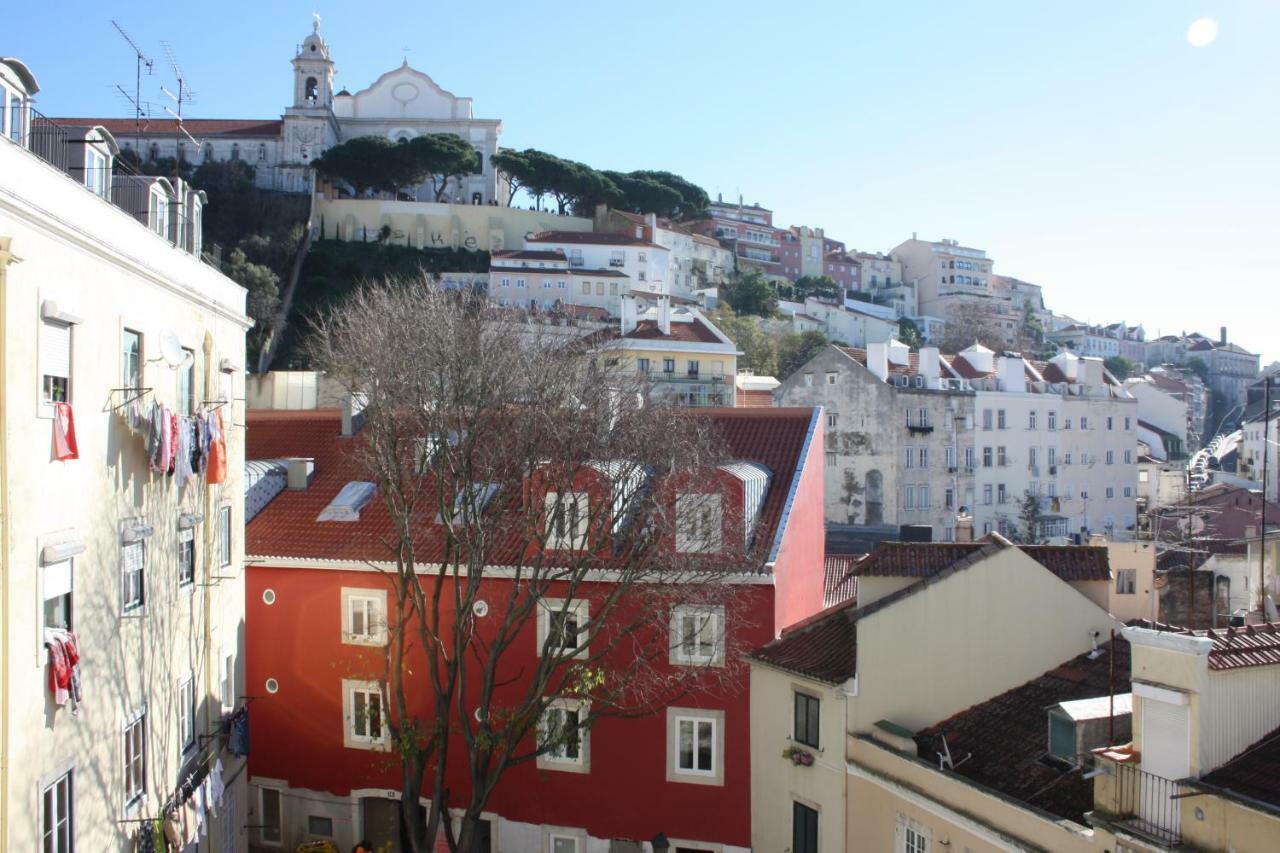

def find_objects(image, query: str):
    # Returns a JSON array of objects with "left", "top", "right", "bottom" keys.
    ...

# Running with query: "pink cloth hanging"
[{"left": 52, "top": 403, "right": 79, "bottom": 460}]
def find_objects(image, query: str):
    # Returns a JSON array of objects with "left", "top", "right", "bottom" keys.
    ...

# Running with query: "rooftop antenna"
[
  {"left": 935, "top": 734, "right": 971, "bottom": 771},
  {"left": 111, "top": 20, "right": 153, "bottom": 157},
  {"left": 160, "top": 41, "right": 197, "bottom": 183}
]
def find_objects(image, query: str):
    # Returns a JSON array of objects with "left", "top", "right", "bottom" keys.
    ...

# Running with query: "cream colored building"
[
  {"left": 1, "top": 61, "right": 251, "bottom": 853},
  {"left": 749, "top": 538, "right": 1121, "bottom": 853},
  {"left": 608, "top": 294, "right": 740, "bottom": 407}
]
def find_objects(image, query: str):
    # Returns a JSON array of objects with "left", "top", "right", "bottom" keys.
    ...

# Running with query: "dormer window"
[
  {"left": 317, "top": 482, "right": 377, "bottom": 522},
  {"left": 148, "top": 188, "right": 169, "bottom": 237},
  {"left": 676, "top": 493, "right": 722, "bottom": 553},
  {"left": 546, "top": 491, "right": 589, "bottom": 550}
]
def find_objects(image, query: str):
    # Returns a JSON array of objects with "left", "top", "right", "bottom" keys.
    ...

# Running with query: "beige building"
[
  {"left": 1, "top": 60, "right": 251, "bottom": 853},
  {"left": 749, "top": 538, "right": 1121, "bottom": 853}
]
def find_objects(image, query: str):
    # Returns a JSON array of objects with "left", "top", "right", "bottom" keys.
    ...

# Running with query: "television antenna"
[
  {"left": 111, "top": 20, "right": 153, "bottom": 156},
  {"left": 160, "top": 42, "right": 198, "bottom": 181},
  {"left": 935, "top": 734, "right": 971, "bottom": 771}
]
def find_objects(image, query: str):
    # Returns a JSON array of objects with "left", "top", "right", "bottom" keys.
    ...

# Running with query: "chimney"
[
  {"left": 645, "top": 212, "right": 657, "bottom": 241},
  {"left": 341, "top": 392, "right": 367, "bottom": 437},
  {"left": 620, "top": 294, "right": 638, "bottom": 335},
  {"left": 286, "top": 457, "right": 315, "bottom": 490},
  {"left": 866, "top": 341, "right": 889, "bottom": 382},
  {"left": 997, "top": 356, "right": 1026, "bottom": 393},
  {"left": 657, "top": 295, "right": 672, "bottom": 335},
  {"left": 1220, "top": 326, "right": 1227, "bottom": 346},
  {"left": 919, "top": 346, "right": 940, "bottom": 386},
  {"left": 955, "top": 512, "right": 974, "bottom": 542}
]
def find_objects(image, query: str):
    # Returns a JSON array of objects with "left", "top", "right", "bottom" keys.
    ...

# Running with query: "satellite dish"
[
  {"left": 472, "top": 600, "right": 489, "bottom": 618},
  {"left": 159, "top": 330, "right": 187, "bottom": 368}
]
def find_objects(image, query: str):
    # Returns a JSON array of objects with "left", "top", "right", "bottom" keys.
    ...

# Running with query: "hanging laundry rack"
[{"left": 110, "top": 386, "right": 153, "bottom": 411}]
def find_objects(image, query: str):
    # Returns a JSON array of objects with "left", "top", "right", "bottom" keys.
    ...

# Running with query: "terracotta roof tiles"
[
  {"left": 823, "top": 554, "right": 863, "bottom": 607},
  {"left": 1199, "top": 727, "right": 1280, "bottom": 808},
  {"left": 850, "top": 541, "right": 1112, "bottom": 583}
]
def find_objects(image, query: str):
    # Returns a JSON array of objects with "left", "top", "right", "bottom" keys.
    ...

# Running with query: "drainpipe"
[
  {"left": 0, "top": 236, "right": 19, "bottom": 853},
  {"left": 201, "top": 331, "right": 216, "bottom": 795}
]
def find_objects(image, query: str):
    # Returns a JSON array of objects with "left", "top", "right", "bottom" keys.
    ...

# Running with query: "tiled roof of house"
[
  {"left": 245, "top": 407, "right": 815, "bottom": 572},
  {"left": 492, "top": 249, "right": 566, "bottom": 262},
  {"left": 914, "top": 636, "right": 1132, "bottom": 824},
  {"left": 837, "top": 347, "right": 922, "bottom": 377},
  {"left": 59, "top": 117, "right": 284, "bottom": 138},
  {"left": 1198, "top": 726, "right": 1280, "bottom": 809},
  {"left": 1142, "top": 622, "right": 1280, "bottom": 671},
  {"left": 528, "top": 231, "right": 665, "bottom": 250},
  {"left": 623, "top": 318, "right": 724, "bottom": 344},
  {"left": 849, "top": 541, "right": 1112, "bottom": 582},
  {"left": 823, "top": 554, "right": 863, "bottom": 607}
]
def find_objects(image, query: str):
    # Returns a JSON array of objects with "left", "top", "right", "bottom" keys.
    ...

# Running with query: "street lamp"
[{"left": 651, "top": 833, "right": 670, "bottom": 853}]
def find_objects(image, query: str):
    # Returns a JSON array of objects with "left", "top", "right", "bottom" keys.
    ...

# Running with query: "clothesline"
[{"left": 116, "top": 398, "right": 229, "bottom": 486}]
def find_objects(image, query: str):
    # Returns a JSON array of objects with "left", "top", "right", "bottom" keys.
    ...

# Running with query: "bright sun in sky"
[{"left": 1187, "top": 17, "right": 1219, "bottom": 47}]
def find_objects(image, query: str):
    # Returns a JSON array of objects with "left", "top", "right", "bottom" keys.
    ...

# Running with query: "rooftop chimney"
[
  {"left": 286, "top": 457, "right": 315, "bottom": 490},
  {"left": 866, "top": 341, "right": 890, "bottom": 382},
  {"left": 1220, "top": 326, "right": 1228, "bottom": 346},
  {"left": 620, "top": 294, "right": 638, "bottom": 336},
  {"left": 645, "top": 212, "right": 657, "bottom": 241},
  {"left": 955, "top": 512, "right": 974, "bottom": 543},
  {"left": 341, "top": 392, "right": 367, "bottom": 437},
  {"left": 657, "top": 295, "right": 671, "bottom": 335},
  {"left": 919, "top": 346, "right": 940, "bottom": 386},
  {"left": 998, "top": 355, "right": 1026, "bottom": 393}
]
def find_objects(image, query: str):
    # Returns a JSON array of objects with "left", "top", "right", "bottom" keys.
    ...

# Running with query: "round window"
[
  {"left": 265, "top": 678, "right": 279, "bottom": 694},
  {"left": 262, "top": 589, "right": 277, "bottom": 605}
]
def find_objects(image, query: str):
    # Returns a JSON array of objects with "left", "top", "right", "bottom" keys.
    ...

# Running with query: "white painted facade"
[
  {"left": 1, "top": 65, "right": 251, "bottom": 853},
  {"left": 525, "top": 234, "right": 670, "bottom": 297}
]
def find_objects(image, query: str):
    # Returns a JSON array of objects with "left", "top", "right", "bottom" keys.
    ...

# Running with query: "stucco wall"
[{"left": 315, "top": 198, "right": 591, "bottom": 252}]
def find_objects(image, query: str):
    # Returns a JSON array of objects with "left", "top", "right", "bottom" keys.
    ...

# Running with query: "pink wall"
[{"left": 770, "top": 411, "right": 828, "bottom": 632}]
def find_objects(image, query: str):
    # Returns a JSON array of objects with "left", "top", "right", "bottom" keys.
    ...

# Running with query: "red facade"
[{"left": 243, "top": 407, "right": 824, "bottom": 851}]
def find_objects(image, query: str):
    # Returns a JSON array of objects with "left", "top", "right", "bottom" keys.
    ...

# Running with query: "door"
[{"left": 361, "top": 797, "right": 400, "bottom": 853}]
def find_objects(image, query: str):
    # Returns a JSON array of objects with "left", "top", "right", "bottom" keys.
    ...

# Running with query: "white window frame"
[
  {"left": 217, "top": 505, "right": 232, "bottom": 568},
  {"left": 536, "top": 597, "right": 589, "bottom": 659},
  {"left": 342, "top": 679, "right": 388, "bottom": 750},
  {"left": 668, "top": 708, "right": 724, "bottom": 785},
  {"left": 121, "top": 540, "right": 146, "bottom": 613},
  {"left": 178, "top": 675, "right": 196, "bottom": 753},
  {"left": 41, "top": 549, "right": 75, "bottom": 636},
  {"left": 545, "top": 491, "right": 589, "bottom": 550},
  {"left": 536, "top": 698, "right": 590, "bottom": 772},
  {"left": 1116, "top": 569, "right": 1137, "bottom": 594},
  {"left": 40, "top": 765, "right": 74, "bottom": 853},
  {"left": 121, "top": 327, "right": 143, "bottom": 390},
  {"left": 341, "top": 587, "right": 388, "bottom": 646},
  {"left": 675, "top": 492, "right": 722, "bottom": 554},
  {"left": 258, "top": 785, "right": 284, "bottom": 847},
  {"left": 897, "top": 813, "right": 931, "bottom": 853},
  {"left": 221, "top": 652, "right": 235, "bottom": 712},
  {"left": 177, "top": 526, "right": 196, "bottom": 589},
  {"left": 544, "top": 827, "right": 587, "bottom": 853},
  {"left": 670, "top": 605, "right": 724, "bottom": 666},
  {"left": 123, "top": 710, "right": 146, "bottom": 810},
  {"left": 39, "top": 317, "right": 73, "bottom": 412}
]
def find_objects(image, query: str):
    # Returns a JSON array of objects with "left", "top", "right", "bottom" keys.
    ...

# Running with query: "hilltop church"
[{"left": 64, "top": 17, "right": 506, "bottom": 203}]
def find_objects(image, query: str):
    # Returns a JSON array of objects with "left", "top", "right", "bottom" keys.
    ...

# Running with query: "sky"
[{"left": 10, "top": 1, "right": 1280, "bottom": 363}]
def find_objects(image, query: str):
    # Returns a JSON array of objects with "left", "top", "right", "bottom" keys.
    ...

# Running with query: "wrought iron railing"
[
  {"left": 26, "top": 108, "right": 70, "bottom": 172},
  {"left": 1113, "top": 763, "right": 1182, "bottom": 845}
]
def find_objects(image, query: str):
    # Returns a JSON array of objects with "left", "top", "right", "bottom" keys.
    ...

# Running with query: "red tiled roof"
[
  {"left": 1150, "top": 623, "right": 1280, "bottom": 671},
  {"left": 245, "top": 407, "right": 816, "bottom": 572},
  {"left": 823, "top": 554, "right": 862, "bottom": 607},
  {"left": 57, "top": 117, "right": 283, "bottom": 138},
  {"left": 914, "top": 636, "right": 1132, "bottom": 824},
  {"left": 528, "top": 231, "right": 665, "bottom": 250},
  {"left": 492, "top": 249, "right": 566, "bottom": 261},
  {"left": 849, "top": 541, "right": 1111, "bottom": 582},
  {"left": 735, "top": 389, "right": 775, "bottom": 408},
  {"left": 624, "top": 319, "right": 723, "bottom": 344},
  {"left": 1199, "top": 726, "right": 1280, "bottom": 808},
  {"left": 837, "top": 347, "right": 920, "bottom": 377},
  {"left": 568, "top": 268, "right": 629, "bottom": 278}
]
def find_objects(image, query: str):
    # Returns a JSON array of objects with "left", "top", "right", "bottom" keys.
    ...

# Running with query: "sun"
[{"left": 1187, "top": 17, "right": 1219, "bottom": 47}]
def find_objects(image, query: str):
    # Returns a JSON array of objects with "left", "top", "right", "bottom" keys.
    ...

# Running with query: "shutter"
[
  {"left": 40, "top": 320, "right": 71, "bottom": 382},
  {"left": 45, "top": 559, "right": 72, "bottom": 599},
  {"left": 1141, "top": 699, "right": 1190, "bottom": 780}
]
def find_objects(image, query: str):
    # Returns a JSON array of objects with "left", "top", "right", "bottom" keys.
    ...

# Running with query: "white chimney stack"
[
  {"left": 866, "top": 341, "right": 890, "bottom": 382},
  {"left": 287, "top": 457, "right": 315, "bottom": 490},
  {"left": 620, "top": 294, "right": 638, "bottom": 335},
  {"left": 919, "top": 346, "right": 940, "bottom": 386},
  {"left": 998, "top": 356, "right": 1026, "bottom": 393},
  {"left": 645, "top": 212, "right": 657, "bottom": 240},
  {"left": 657, "top": 295, "right": 671, "bottom": 335}
]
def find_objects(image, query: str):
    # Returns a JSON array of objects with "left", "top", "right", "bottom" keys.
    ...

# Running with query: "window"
[
  {"left": 1116, "top": 569, "right": 1137, "bottom": 594},
  {"left": 538, "top": 699, "right": 587, "bottom": 769},
  {"left": 123, "top": 712, "right": 146, "bottom": 808},
  {"left": 499, "top": 277, "right": 511, "bottom": 289},
  {"left": 982, "top": 409, "right": 992, "bottom": 430},
  {"left": 259, "top": 786, "right": 283, "bottom": 845},
  {"left": 342, "top": 588, "right": 387, "bottom": 645},
  {"left": 637, "top": 357, "right": 650, "bottom": 375},
  {"left": 826, "top": 452, "right": 837, "bottom": 467},
  {"left": 516, "top": 278, "right": 526, "bottom": 289},
  {"left": 826, "top": 372, "right": 837, "bottom": 385},
  {"left": 217, "top": 506, "right": 232, "bottom": 568},
  {"left": 964, "top": 447, "right": 975, "bottom": 469},
  {"left": 792, "top": 802, "right": 818, "bottom": 853},
  {"left": 1106, "top": 487, "right": 1115, "bottom": 498},
  {"left": 221, "top": 653, "right": 235, "bottom": 710},
  {"left": 1106, "top": 450, "right": 1114, "bottom": 465},
  {"left": 548, "top": 833, "right": 580, "bottom": 853},
  {"left": 687, "top": 360, "right": 700, "bottom": 378},
  {"left": 121, "top": 328, "right": 142, "bottom": 391},
  {"left": 918, "top": 485, "right": 929, "bottom": 508},
  {"left": 945, "top": 446, "right": 956, "bottom": 469},
  {"left": 827, "top": 413, "right": 837, "bottom": 428},
  {"left": 998, "top": 446, "right": 1007, "bottom": 467},
  {"left": 41, "top": 770, "right": 73, "bottom": 853},
  {"left": 1124, "top": 486, "right": 1132, "bottom": 497},
  {"left": 1081, "top": 417, "right": 1089, "bottom": 430},
  {"left": 1065, "top": 418, "right": 1073, "bottom": 430},
  {"left": 308, "top": 815, "right": 334, "bottom": 837},
  {"left": 803, "top": 372, "right": 814, "bottom": 387},
  {"left": 793, "top": 692, "right": 820, "bottom": 748},
  {"left": 982, "top": 447, "right": 992, "bottom": 468},
  {"left": 545, "top": 491, "right": 589, "bottom": 550},
  {"left": 1139, "top": 470, "right": 1150, "bottom": 483},
  {"left": 538, "top": 598, "right": 588, "bottom": 658},
  {"left": 1029, "top": 410, "right": 1037, "bottom": 430},
  {"left": 1048, "top": 447, "right": 1057, "bottom": 466},
  {"left": 1125, "top": 417, "right": 1131, "bottom": 431},
  {"left": 899, "top": 815, "right": 930, "bottom": 853},
  {"left": 178, "top": 675, "right": 196, "bottom": 751},
  {"left": 1107, "top": 417, "right": 1114, "bottom": 430},
  {"left": 1124, "top": 450, "right": 1133, "bottom": 464},
  {"left": 945, "top": 488, "right": 954, "bottom": 509},
  {"left": 676, "top": 493, "right": 721, "bottom": 553},
  {"left": 343, "top": 680, "right": 386, "bottom": 748},
  {"left": 674, "top": 715, "right": 716, "bottom": 775},
  {"left": 1029, "top": 447, "right": 1038, "bottom": 468},
  {"left": 918, "top": 447, "right": 928, "bottom": 468},
  {"left": 904, "top": 486, "right": 914, "bottom": 510},
  {"left": 43, "top": 557, "right": 73, "bottom": 631},
  {"left": 905, "top": 408, "right": 913, "bottom": 427},
  {"left": 983, "top": 485, "right": 993, "bottom": 505},
  {"left": 1048, "top": 411, "right": 1057, "bottom": 431},
  {"left": 904, "top": 446, "right": 914, "bottom": 469},
  {"left": 177, "top": 527, "right": 195, "bottom": 587},
  {"left": 671, "top": 605, "right": 723, "bottom": 666},
  {"left": 542, "top": 279, "right": 551, "bottom": 289},
  {"left": 997, "top": 409, "right": 1007, "bottom": 429},
  {"left": 122, "top": 541, "right": 145, "bottom": 612},
  {"left": 40, "top": 318, "right": 72, "bottom": 405},
  {"left": 663, "top": 358, "right": 676, "bottom": 374}
]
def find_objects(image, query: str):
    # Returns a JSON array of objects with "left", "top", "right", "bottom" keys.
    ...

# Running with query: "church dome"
[{"left": 298, "top": 16, "right": 331, "bottom": 60}]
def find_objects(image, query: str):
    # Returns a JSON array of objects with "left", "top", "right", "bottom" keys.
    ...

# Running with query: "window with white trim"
[
  {"left": 343, "top": 680, "right": 387, "bottom": 748},
  {"left": 41, "top": 769, "right": 73, "bottom": 853},
  {"left": 258, "top": 786, "right": 284, "bottom": 845},
  {"left": 671, "top": 605, "right": 723, "bottom": 666},
  {"left": 793, "top": 801, "right": 818, "bottom": 853},
  {"left": 123, "top": 712, "right": 146, "bottom": 808},
  {"left": 179, "top": 348, "right": 195, "bottom": 416},
  {"left": 674, "top": 714, "right": 717, "bottom": 776},
  {"left": 178, "top": 527, "right": 195, "bottom": 587},
  {"left": 121, "top": 541, "right": 145, "bottom": 612},
  {"left": 1116, "top": 569, "right": 1136, "bottom": 594},
  {"left": 794, "top": 691, "right": 820, "bottom": 749},
  {"left": 178, "top": 675, "right": 196, "bottom": 751},
  {"left": 122, "top": 328, "right": 142, "bottom": 390},
  {"left": 40, "top": 318, "right": 72, "bottom": 405},
  {"left": 221, "top": 653, "right": 235, "bottom": 710},
  {"left": 897, "top": 814, "right": 930, "bottom": 853},
  {"left": 217, "top": 506, "right": 232, "bottom": 568},
  {"left": 538, "top": 698, "right": 587, "bottom": 769},
  {"left": 537, "top": 598, "right": 588, "bottom": 658},
  {"left": 675, "top": 493, "right": 722, "bottom": 553},
  {"left": 43, "top": 558, "right": 73, "bottom": 631},
  {"left": 548, "top": 833, "right": 580, "bottom": 853},
  {"left": 545, "top": 491, "right": 589, "bottom": 550},
  {"left": 342, "top": 588, "right": 387, "bottom": 645}
]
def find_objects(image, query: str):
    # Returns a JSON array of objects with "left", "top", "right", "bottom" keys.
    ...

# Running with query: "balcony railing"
[
  {"left": 1112, "top": 763, "right": 1182, "bottom": 846},
  {"left": 907, "top": 423, "right": 934, "bottom": 435},
  {"left": 26, "top": 108, "right": 71, "bottom": 172},
  {"left": 608, "top": 258, "right": 625, "bottom": 268},
  {"left": 644, "top": 370, "right": 725, "bottom": 384}
]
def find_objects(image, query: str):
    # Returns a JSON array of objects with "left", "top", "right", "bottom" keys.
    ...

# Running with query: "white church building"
[{"left": 60, "top": 18, "right": 506, "bottom": 203}]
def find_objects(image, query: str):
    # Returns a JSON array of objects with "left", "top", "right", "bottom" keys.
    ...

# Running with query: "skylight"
[{"left": 317, "top": 481, "right": 377, "bottom": 522}]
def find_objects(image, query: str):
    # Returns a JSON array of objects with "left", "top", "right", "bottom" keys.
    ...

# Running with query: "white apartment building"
[
  {"left": 1, "top": 60, "right": 251, "bottom": 853},
  {"left": 600, "top": 209, "right": 734, "bottom": 295},
  {"left": 488, "top": 248, "right": 630, "bottom": 316},
  {"left": 1240, "top": 408, "right": 1278, "bottom": 504},
  {"left": 776, "top": 340, "right": 1138, "bottom": 542},
  {"left": 777, "top": 296, "right": 899, "bottom": 347},
  {"left": 525, "top": 230, "right": 669, "bottom": 296}
]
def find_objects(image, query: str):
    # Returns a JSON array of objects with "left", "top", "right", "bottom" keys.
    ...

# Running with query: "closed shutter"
[
  {"left": 40, "top": 319, "right": 71, "bottom": 398},
  {"left": 45, "top": 559, "right": 73, "bottom": 600},
  {"left": 1141, "top": 699, "right": 1190, "bottom": 780}
]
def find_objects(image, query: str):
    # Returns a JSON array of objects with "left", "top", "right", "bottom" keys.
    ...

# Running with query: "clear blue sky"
[{"left": 11, "top": 1, "right": 1279, "bottom": 363}]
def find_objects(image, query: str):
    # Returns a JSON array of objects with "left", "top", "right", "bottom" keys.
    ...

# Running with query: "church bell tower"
[{"left": 292, "top": 15, "right": 335, "bottom": 109}]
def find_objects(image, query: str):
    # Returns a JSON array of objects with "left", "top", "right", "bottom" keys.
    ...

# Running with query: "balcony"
[
  {"left": 907, "top": 423, "right": 934, "bottom": 435},
  {"left": 569, "top": 258, "right": 585, "bottom": 268},
  {"left": 646, "top": 371, "right": 724, "bottom": 385},
  {"left": 1101, "top": 763, "right": 1183, "bottom": 846},
  {"left": 608, "top": 258, "right": 625, "bottom": 268}
]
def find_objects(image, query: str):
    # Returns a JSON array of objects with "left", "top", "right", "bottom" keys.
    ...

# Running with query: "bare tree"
[
  {"left": 308, "top": 280, "right": 754, "bottom": 852},
  {"left": 938, "top": 300, "right": 1005, "bottom": 354}
]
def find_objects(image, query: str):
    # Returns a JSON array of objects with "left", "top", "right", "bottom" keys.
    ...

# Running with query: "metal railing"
[
  {"left": 1113, "top": 763, "right": 1182, "bottom": 845},
  {"left": 26, "top": 108, "right": 70, "bottom": 172}
]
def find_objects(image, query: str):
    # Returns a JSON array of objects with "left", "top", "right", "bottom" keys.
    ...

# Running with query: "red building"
[{"left": 242, "top": 405, "right": 825, "bottom": 852}]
